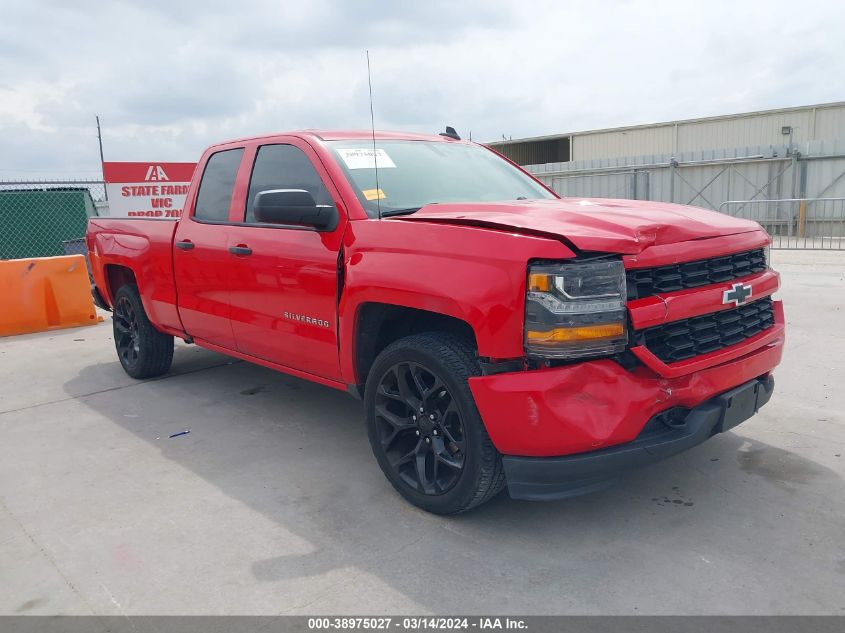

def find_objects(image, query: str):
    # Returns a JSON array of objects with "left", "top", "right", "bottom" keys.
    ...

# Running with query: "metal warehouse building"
[
  {"left": 489, "top": 102, "right": 845, "bottom": 247},
  {"left": 490, "top": 102, "right": 845, "bottom": 164}
]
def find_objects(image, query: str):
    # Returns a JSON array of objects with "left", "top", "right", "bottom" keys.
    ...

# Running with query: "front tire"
[
  {"left": 364, "top": 332, "right": 505, "bottom": 514},
  {"left": 112, "top": 284, "right": 174, "bottom": 379}
]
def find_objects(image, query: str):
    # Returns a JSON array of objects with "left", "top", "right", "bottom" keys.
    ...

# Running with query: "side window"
[
  {"left": 244, "top": 144, "right": 332, "bottom": 223},
  {"left": 194, "top": 148, "right": 244, "bottom": 222}
]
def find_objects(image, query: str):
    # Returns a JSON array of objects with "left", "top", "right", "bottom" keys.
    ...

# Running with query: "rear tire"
[
  {"left": 112, "top": 284, "right": 174, "bottom": 379},
  {"left": 364, "top": 332, "right": 505, "bottom": 514}
]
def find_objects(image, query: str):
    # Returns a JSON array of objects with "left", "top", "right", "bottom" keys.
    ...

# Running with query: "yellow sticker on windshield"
[{"left": 362, "top": 188, "right": 386, "bottom": 201}]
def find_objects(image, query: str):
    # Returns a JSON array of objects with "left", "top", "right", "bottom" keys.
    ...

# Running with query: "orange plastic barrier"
[{"left": 0, "top": 255, "right": 102, "bottom": 337}]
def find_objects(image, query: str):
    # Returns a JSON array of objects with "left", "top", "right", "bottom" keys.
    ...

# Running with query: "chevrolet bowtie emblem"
[{"left": 723, "top": 282, "right": 753, "bottom": 307}]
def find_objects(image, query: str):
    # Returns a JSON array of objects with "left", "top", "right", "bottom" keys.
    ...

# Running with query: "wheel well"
[
  {"left": 104, "top": 265, "right": 137, "bottom": 302},
  {"left": 354, "top": 303, "right": 477, "bottom": 388}
]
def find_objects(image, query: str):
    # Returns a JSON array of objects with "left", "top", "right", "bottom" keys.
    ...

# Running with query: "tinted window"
[
  {"left": 244, "top": 144, "right": 332, "bottom": 223},
  {"left": 194, "top": 148, "right": 244, "bottom": 222}
]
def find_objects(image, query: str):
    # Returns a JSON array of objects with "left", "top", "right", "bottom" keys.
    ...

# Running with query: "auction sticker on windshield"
[
  {"left": 336, "top": 148, "right": 396, "bottom": 169},
  {"left": 362, "top": 188, "right": 386, "bottom": 200}
]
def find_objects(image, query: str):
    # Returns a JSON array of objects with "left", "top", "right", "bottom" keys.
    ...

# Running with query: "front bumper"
[
  {"left": 468, "top": 300, "right": 784, "bottom": 457},
  {"left": 503, "top": 375, "right": 774, "bottom": 500}
]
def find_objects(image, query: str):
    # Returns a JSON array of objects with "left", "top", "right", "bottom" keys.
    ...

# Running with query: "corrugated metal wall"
[
  {"left": 490, "top": 103, "right": 845, "bottom": 163},
  {"left": 573, "top": 126, "right": 676, "bottom": 162},
  {"left": 675, "top": 112, "right": 813, "bottom": 154},
  {"left": 815, "top": 106, "right": 845, "bottom": 139},
  {"left": 526, "top": 145, "right": 802, "bottom": 204},
  {"left": 571, "top": 104, "right": 845, "bottom": 161}
]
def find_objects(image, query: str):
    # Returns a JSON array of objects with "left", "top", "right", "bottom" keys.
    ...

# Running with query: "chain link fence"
[
  {"left": 527, "top": 144, "right": 845, "bottom": 249},
  {"left": 719, "top": 198, "right": 845, "bottom": 249},
  {"left": 0, "top": 180, "right": 107, "bottom": 265}
]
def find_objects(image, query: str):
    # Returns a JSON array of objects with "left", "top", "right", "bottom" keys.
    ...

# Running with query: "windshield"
[{"left": 326, "top": 139, "right": 556, "bottom": 217}]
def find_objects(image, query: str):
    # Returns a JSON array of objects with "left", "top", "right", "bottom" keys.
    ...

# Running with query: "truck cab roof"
[{"left": 207, "top": 129, "right": 466, "bottom": 150}]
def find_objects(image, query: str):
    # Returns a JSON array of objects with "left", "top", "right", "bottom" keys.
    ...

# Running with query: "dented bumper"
[
  {"left": 501, "top": 374, "right": 775, "bottom": 500},
  {"left": 467, "top": 301, "right": 784, "bottom": 458}
]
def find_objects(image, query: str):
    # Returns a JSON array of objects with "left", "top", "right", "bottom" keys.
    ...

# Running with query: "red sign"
[{"left": 103, "top": 162, "right": 196, "bottom": 218}]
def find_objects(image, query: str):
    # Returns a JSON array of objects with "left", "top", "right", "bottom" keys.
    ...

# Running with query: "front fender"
[{"left": 338, "top": 219, "right": 573, "bottom": 384}]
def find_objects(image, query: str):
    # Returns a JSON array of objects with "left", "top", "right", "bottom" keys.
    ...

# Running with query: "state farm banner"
[{"left": 103, "top": 162, "right": 196, "bottom": 218}]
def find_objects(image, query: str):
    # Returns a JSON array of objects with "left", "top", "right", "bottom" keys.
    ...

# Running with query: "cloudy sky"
[{"left": 1, "top": 0, "right": 843, "bottom": 178}]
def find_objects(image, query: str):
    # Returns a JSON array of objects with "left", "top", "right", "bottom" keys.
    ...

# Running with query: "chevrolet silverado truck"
[{"left": 86, "top": 129, "right": 784, "bottom": 514}]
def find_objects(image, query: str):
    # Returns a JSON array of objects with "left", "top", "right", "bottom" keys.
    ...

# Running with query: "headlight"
[{"left": 525, "top": 259, "right": 628, "bottom": 359}]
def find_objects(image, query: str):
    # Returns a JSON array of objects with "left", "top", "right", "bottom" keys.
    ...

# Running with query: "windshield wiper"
[{"left": 380, "top": 207, "right": 421, "bottom": 217}]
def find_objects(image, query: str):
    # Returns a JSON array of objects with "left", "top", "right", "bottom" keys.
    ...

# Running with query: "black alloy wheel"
[
  {"left": 114, "top": 294, "right": 141, "bottom": 370},
  {"left": 364, "top": 332, "right": 505, "bottom": 514},
  {"left": 110, "top": 284, "right": 174, "bottom": 379},
  {"left": 374, "top": 360, "right": 466, "bottom": 495}
]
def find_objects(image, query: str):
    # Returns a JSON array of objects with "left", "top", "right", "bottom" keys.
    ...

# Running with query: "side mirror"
[{"left": 253, "top": 189, "right": 338, "bottom": 231}]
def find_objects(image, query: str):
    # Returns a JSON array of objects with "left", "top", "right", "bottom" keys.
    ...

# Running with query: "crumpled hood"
[{"left": 394, "top": 198, "right": 763, "bottom": 254}]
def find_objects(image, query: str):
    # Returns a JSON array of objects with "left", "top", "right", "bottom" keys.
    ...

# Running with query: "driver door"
[{"left": 224, "top": 139, "right": 347, "bottom": 380}]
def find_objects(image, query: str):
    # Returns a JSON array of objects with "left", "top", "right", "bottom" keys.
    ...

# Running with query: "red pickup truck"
[{"left": 87, "top": 129, "right": 784, "bottom": 514}]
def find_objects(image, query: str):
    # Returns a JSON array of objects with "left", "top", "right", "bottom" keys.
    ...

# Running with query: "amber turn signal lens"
[
  {"left": 528, "top": 273, "right": 551, "bottom": 292},
  {"left": 526, "top": 323, "right": 625, "bottom": 343}
]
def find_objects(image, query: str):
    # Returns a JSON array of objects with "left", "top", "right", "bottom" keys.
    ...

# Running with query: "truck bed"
[{"left": 86, "top": 217, "right": 183, "bottom": 334}]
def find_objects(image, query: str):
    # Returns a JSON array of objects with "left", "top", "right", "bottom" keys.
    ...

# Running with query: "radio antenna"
[{"left": 366, "top": 50, "right": 382, "bottom": 219}]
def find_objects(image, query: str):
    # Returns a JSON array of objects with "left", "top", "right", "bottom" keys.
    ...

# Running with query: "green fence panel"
[{"left": 0, "top": 188, "right": 96, "bottom": 260}]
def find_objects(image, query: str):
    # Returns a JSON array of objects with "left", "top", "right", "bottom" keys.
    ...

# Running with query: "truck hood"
[{"left": 394, "top": 198, "right": 762, "bottom": 254}]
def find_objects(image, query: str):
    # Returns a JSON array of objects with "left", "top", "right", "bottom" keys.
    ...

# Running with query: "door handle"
[
  {"left": 228, "top": 245, "right": 252, "bottom": 256},
  {"left": 175, "top": 240, "right": 194, "bottom": 250}
]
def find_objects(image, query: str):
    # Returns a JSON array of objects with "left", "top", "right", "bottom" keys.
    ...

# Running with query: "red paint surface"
[
  {"left": 469, "top": 302, "right": 784, "bottom": 457},
  {"left": 400, "top": 198, "right": 763, "bottom": 254},
  {"left": 87, "top": 218, "right": 182, "bottom": 333},
  {"left": 88, "top": 129, "right": 785, "bottom": 459}
]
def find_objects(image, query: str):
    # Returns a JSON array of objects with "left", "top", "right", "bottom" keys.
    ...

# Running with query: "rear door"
[
  {"left": 224, "top": 139, "right": 346, "bottom": 380},
  {"left": 173, "top": 147, "right": 244, "bottom": 349}
]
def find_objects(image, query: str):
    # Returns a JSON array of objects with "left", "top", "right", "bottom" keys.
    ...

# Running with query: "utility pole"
[{"left": 96, "top": 115, "right": 108, "bottom": 200}]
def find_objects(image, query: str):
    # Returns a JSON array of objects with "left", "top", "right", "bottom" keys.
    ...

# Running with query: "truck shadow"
[{"left": 64, "top": 345, "right": 842, "bottom": 612}]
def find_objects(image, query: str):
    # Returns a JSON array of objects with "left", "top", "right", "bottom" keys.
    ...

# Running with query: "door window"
[
  {"left": 194, "top": 148, "right": 244, "bottom": 222},
  {"left": 244, "top": 144, "right": 332, "bottom": 223}
]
